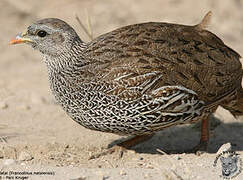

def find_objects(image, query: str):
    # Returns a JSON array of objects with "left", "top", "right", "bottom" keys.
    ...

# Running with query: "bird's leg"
[
  {"left": 89, "top": 134, "right": 154, "bottom": 159},
  {"left": 190, "top": 114, "right": 210, "bottom": 155}
]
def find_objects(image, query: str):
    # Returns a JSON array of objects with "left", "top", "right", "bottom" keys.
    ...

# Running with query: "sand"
[{"left": 0, "top": 0, "right": 243, "bottom": 179}]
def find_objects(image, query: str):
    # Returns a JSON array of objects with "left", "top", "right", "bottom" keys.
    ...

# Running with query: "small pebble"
[
  {"left": 67, "top": 157, "right": 74, "bottom": 162},
  {"left": 127, "top": 150, "right": 136, "bottom": 155},
  {"left": 31, "top": 94, "right": 46, "bottom": 104},
  {"left": 133, "top": 157, "right": 143, "bottom": 161},
  {"left": 120, "top": 170, "right": 126, "bottom": 175},
  {"left": 0, "top": 102, "right": 8, "bottom": 109},
  {"left": 3, "top": 159, "right": 16, "bottom": 166},
  {"left": 70, "top": 177, "right": 86, "bottom": 180},
  {"left": 18, "top": 151, "right": 33, "bottom": 161},
  {"left": 18, "top": 104, "right": 31, "bottom": 110},
  {"left": 216, "top": 142, "right": 231, "bottom": 155},
  {"left": 175, "top": 155, "right": 182, "bottom": 160}
]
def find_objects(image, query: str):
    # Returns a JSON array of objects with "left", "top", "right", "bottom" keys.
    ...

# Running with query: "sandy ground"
[{"left": 1, "top": 0, "right": 243, "bottom": 179}]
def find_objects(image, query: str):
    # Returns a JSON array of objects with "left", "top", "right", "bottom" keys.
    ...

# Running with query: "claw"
[
  {"left": 88, "top": 134, "right": 154, "bottom": 160},
  {"left": 187, "top": 140, "right": 208, "bottom": 155}
]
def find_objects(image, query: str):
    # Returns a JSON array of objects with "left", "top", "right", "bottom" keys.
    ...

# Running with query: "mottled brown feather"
[{"left": 82, "top": 20, "right": 242, "bottom": 105}]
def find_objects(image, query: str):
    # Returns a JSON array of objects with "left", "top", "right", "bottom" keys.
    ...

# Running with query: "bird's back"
[{"left": 82, "top": 21, "right": 242, "bottom": 105}]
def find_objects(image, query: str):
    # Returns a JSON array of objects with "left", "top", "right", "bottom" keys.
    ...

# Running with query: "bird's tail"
[{"left": 221, "top": 88, "right": 243, "bottom": 117}]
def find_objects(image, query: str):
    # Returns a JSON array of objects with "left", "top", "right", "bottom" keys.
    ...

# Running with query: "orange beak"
[
  {"left": 9, "top": 31, "right": 33, "bottom": 45},
  {"left": 9, "top": 38, "right": 24, "bottom": 45}
]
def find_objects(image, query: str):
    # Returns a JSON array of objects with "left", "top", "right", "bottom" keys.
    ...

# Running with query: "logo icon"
[{"left": 213, "top": 150, "right": 242, "bottom": 179}]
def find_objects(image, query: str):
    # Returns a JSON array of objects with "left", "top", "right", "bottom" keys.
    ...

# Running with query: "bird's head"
[{"left": 10, "top": 18, "right": 79, "bottom": 56}]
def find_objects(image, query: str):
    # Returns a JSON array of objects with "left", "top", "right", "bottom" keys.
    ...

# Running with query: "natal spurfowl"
[{"left": 10, "top": 11, "right": 243, "bottom": 157}]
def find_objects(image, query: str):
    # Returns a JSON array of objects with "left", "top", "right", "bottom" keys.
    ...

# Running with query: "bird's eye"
[{"left": 37, "top": 30, "right": 47, "bottom": 37}]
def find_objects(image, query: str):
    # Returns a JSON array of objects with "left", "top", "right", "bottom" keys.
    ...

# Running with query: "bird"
[{"left": 10, "top": 11, "right": 243, "bottom": 158}]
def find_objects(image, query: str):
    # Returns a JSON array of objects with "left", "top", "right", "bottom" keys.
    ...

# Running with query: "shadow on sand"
[{"left": 108, "top": 115, "right": 243, "bottom": 155}]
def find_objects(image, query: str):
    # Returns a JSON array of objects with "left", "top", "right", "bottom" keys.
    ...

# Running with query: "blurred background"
[
  {"left": 0, "top": 0, "right": 243, "bottom": 170},
  {"left": 2, "top": 0, "right": 243, "bottom": 49}
]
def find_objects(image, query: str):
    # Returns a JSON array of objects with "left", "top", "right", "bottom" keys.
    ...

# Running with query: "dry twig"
[{"left": 75, "top": 13, "right": 93, "bottom": 40}]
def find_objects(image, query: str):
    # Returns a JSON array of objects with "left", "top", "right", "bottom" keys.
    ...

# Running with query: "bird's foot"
[
  {"left": 89, "top": 134, "right": 154, "bottom": 160},
  {"left": 89, "top": 145, "right": 127, "bottom": 160},
  {"left": 188, "top": 113, "right": 210, "bottom": 155},
  {"left": 188, "top": 140, "right": 208, "bottom": 155}
]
